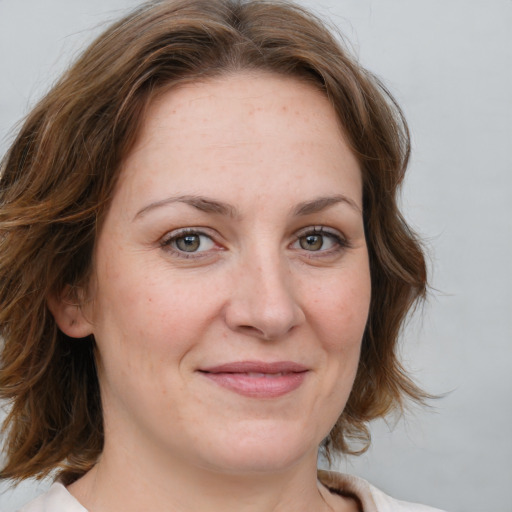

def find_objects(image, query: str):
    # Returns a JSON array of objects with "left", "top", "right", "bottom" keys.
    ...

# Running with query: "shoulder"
[
  {"left": 17, "top": 483, "right": 87, "bottom": 512},
  {"left": 368, "top": 483, "right": 448, "bottom": 512},
  {"left": 318, "top": 470, "right": 449, "bottom": 512}
]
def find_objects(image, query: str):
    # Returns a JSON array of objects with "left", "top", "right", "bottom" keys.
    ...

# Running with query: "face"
[{"left": 72, "top": 72, "right": 371, "bottom": 475}]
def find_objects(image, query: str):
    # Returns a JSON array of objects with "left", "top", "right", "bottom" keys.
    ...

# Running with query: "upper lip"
[{"left": 199, "top": 361, "right": 309, "bottom": 374}]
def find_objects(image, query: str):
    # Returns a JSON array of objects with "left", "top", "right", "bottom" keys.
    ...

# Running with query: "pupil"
[
  {"left": 177, "top": 235, "right": 200, "bottom": 252},
  {"left": 301, "top": 234, "right": 323, "bottom": 251}
]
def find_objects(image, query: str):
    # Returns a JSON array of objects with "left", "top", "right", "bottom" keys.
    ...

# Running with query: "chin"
[{"left": 194, "top": 424, "right": 320, "bottom": 475}]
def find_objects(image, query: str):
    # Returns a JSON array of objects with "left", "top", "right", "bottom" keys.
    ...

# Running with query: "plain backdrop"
[{"left": 0, "top": 1, "right": 511, "bottom": 511}]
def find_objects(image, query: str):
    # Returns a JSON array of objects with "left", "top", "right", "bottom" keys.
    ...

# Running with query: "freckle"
[{"left": 282, "top": 105, "right": 288, "bottom": 112}]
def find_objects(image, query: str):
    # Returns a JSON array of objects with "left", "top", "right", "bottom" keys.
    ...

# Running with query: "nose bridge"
[
  {"left": 248, "top": 245, "right": 290, "bottom": 308},
  {"left": 226, "top": 238, "right": 304, "bottom": 340}
]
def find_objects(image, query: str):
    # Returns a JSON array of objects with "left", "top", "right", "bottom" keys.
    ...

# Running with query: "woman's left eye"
[
  {"left": 292, "top": 228, "right": 346, "bottom": 253},
  {"left": 162, "top": 231, "right": 216, "bottom": 254}
]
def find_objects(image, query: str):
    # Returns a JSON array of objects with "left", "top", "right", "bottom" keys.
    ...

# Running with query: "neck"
[{"left": 67, "top": 443, "right": 346, "bottom": 512}]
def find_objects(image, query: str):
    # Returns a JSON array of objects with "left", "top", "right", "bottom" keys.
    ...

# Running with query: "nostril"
[
  {"left": 240, "top": 325, "right": 263, "bottom": 335},
  {"left": 238, "top": 324, "right": 275, "bottom": 340}
]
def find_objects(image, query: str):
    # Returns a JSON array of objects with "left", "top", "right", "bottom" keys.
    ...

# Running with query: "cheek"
[
  {"left": 310, "top": 271, "right": 371, "bottom": 346},
  {"left": 304, "top": 259, "right": 371, "bottom": 400},
  {"left": 301, "top": 271, "right": 370, "bottom": 435},
  {"left": 90, "top": 252, "right": 224, "bottom": 365}
]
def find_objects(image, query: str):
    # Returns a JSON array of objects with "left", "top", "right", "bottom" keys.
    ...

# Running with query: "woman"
[{"left": 0, "top": 1, "right": 446, "bottom": 510}]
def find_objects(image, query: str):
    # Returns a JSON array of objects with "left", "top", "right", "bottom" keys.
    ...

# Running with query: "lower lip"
[{"left": 201, "top": 372, "right": 307, "bottom": 398}]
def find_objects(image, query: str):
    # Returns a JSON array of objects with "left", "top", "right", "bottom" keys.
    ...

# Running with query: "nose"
[{"left": 224, "top": 251, "right": 305, "bottom": 341}]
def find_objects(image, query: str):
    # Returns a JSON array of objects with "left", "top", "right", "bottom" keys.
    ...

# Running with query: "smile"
[{"left": 198, "top": 361, "right": 309, "bottom": 398}]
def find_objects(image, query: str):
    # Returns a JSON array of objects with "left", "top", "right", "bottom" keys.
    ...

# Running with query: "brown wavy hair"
[{"left": 0, "top": 0, "right": 428, "bottom": 485}]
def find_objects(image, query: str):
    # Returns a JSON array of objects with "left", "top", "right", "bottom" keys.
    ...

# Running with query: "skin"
[{"left": 53, "top": 72, "right": 371, "bottom": 512}]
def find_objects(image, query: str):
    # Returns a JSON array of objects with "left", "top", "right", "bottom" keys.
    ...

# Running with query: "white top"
[{"left": 17, "top": 471, "right": 448, "bottom": 512}]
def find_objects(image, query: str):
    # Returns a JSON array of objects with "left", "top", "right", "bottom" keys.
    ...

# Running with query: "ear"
[{"left": 47, "top": 285, "right": 94, "bottom": 339}]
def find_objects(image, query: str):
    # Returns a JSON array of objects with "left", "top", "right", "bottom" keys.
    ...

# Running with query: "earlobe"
[{"left": 47, "top": 285, "right": 93, "bottom": 339}]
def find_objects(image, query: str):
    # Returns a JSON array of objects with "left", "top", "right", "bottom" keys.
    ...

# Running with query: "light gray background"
[{"left": 0, "top": 1, "right": 511, "bottom": 511}]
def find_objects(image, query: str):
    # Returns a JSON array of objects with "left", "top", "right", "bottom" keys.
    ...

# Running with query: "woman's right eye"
[{"left": 161, "top": 230, "right": 216, "bottom": 255}]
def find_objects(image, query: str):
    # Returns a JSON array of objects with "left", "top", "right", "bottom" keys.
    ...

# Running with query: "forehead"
[
  {"left": 146, "top": 72, "right": 333, "bottom": 126},
  {"left": 115, "top": 71, "right": 362, "bottom": 211}
]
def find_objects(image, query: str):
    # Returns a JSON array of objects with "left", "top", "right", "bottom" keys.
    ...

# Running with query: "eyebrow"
[
  {"left": 133, "top": 193, "right": 361, "bottom": 221},
  {"left": 134, "top": 195, "right": 238, "bottom": 221},
  {"left": 293, "top": 194, "right": 361, "bottom": 216}
]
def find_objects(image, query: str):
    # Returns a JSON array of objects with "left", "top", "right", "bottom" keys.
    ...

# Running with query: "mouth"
[{"left": 198, "top": 361, "right": 309, "bottom": 398}]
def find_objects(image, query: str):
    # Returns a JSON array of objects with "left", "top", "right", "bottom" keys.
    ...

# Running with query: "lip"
[{"left": 198, "top": 361, "right": 309, "bottom": 398}]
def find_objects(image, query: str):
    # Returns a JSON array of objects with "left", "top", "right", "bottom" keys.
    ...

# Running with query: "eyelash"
[
  {"left": 292, "top": 226, "right": 350, "bottom": 257},
  {"left": 160, "top": 226, "right": 350, "bottom": 259},
  {"left": 160, "top": 228, "right": 220, "bottom": 259}
]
